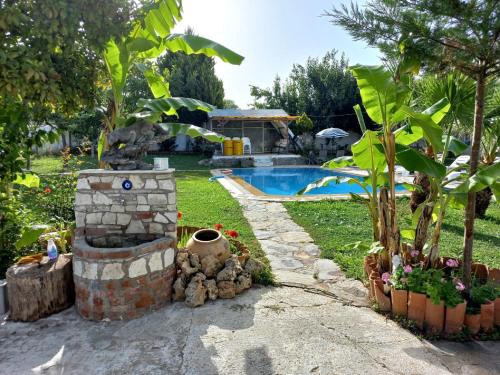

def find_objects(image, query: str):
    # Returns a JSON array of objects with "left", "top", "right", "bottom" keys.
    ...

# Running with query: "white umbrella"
[{"left": 315, "top": 128, "right": 349, "bottom": 138}]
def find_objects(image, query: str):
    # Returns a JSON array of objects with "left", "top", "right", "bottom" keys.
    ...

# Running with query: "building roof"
[{"left": 208, "top": 109, "right": 298, "bottom": 121}]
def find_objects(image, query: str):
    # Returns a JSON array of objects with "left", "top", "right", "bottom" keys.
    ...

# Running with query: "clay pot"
[
  {"left": 408, "top": 292, "right": 426, "bottom": 330},
  {"left": 425, "top": 298, "right": 445, "bottom": 334},
  {"left": 373, "top": 279, "right": 391, "bottom": 312},
  {"left": 495, "top": 298, "right": 500, "bottom": 327},
  {"left": 480, "top": 301, "right": 494, "bottom": 332},
  {"left": 186, "top": 229, "right": 231, "bottom": 264},
  {"left": 363, "top": 255, "right": 378, "bottom": 277},
  {"left": 444, "top": 302, "right": 467, "bottom": 335},
  {"left": 390, "top": 287, "right": 408, "bottom": 317},
  {"left": 368, "top": 271, "right": 380, "bottom": 301},
  {"left": 465, "top": 313, "right": 481, "bottom": 335},
  {"left": 471, "top": 263, "right": 489, "bottom": 282}
]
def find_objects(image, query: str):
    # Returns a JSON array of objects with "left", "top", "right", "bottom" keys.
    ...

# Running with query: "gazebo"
[{"left": 206, "top": 109, "right": 298, "bottom": 154}]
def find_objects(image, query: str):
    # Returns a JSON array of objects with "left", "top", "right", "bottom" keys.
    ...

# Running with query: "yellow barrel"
[
  {"left": 223, "top": 139, "right": 233, "bottom": 156},
  {"left": 233, "top": 139, "right": 243, "bottom": 155}
]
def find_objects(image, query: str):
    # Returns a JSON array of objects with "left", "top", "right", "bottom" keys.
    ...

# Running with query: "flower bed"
[{"left": 365, "top": 254, "right": 500, "bottom": 337}]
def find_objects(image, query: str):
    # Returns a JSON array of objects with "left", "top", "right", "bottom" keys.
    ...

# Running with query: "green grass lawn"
[
  {"left": 31, "top": 153, "right": 209, "bottom": 174},
  {"left": 285, "top": 198, "right": 500, "bottom": 280}
]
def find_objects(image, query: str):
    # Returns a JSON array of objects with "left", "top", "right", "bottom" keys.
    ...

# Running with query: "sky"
[{"left": 173, "top": 0, "right": 381, "bottom": 109}]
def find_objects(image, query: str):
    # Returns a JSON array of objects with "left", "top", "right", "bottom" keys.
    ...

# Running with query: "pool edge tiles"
[{"left": 211, "top": 167, "right": 413, "bottom": 202}]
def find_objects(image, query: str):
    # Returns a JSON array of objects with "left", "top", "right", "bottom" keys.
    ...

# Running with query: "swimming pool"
[{"left": 230, "top": 167, "right": 407, "bottom": 196}]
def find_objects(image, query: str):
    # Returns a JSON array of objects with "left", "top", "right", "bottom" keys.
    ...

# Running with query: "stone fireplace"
[{"left": 72, "top": 169, "right": 177, "bottom": 320}]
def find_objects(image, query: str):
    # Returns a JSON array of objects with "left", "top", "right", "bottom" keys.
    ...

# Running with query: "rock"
[
  {"left": 189, "top": 253, "right": 201, "bottom": 270},
  {"left": 180, "top": 260, "right": 199, "bottom": 277},
  {"left": 201, "top": 255, "right": 222, "bottom": 278},
  {"left": 203, "top": 279, "right": 218, "bottom": 300},
  {"left": 225, "top": 255, "right": 243, "bottom": 274},
  {"left": 185, "top": 273, "right": 207, "bottom": 307},
  {"left": 235, "top": 272, "right": 252, "bottom": 294},
  {"left": 173, "top": 276, "right": 187, "bottom": 301},
  {"left": 244, "top": 258, "right": 265, "bottom": 277},
  {"left": 216, "top": 267, "right": 236, "bottom": 282},
  {"left": 176, "top": 251, "right": 189, "bottom": 267},
  {"left": 217, "top": 280, "right": 236, "bottom": 299},
  {"left": 313, "top": 259, "right": 342, "bottom": 281}
]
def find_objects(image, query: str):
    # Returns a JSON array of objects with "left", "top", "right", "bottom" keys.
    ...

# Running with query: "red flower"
[
  {"left": 214, "top": 223, "right": 224, "bottom": 231},
  {"left": 43, "top": 187, "right": 52, "bottom": 194},
  {"left": 225, "top": 230, "right": 239, "bottom": 238},
  {"left": 177, "top": 211, "right": 183, "bottom": 220}
]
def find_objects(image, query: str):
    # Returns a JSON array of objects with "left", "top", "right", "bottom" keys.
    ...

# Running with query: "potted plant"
[
  {"left": 390, "top": 266, "right": 408, "bottom": 317},
  {"left": 464, "top": 305, "right": 481, "bottom": 335},
  {"left": 471, "top": 283, "right": 497, "bottom": 332},
  {"left": 424, "top": 269, "right": 445, "bottom": 334},
  {"left": 443, "top": 280, "right": 467, "bottom": 335},
  {"left": 374, "top": 271, "right": 392, "bottom": 312},
  {"left": 407, "top": 266, "right": 427, "bottom": 329}
]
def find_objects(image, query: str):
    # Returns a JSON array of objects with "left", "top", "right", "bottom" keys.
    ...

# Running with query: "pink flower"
[
  {"left": 455, "top": 281, "right": 465, "bottom": 291},
  {"left": 381, "top": 272, "right": 391, "bottom": 283},
  {"left": 446, "top": 259, "right": 459, "bottom": 268},
  {"left": 410, "top": 250, "right": 420, "bottom": 258},
  {"left": 403, "top": 265, "right": 413, "bottom": 273}
]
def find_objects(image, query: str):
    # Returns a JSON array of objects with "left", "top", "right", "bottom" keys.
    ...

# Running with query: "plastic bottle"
[{"left": 47, "top": 239, "right": 58, "bottom": 261}]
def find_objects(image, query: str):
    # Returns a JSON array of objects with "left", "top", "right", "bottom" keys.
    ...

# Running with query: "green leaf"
[
  {"left": 15, "top": 225, "right": 49, "bottom": 250},
  {"left": 452, "top": 162, "right": 500, "bottom": 194},
  {"left": 97, "top": 130, "right": 106, "bottom": 161},
  {"left": 353, "top": 104, "right": 367, "bottom": 133},
  {"left": 350, "top": 65, "right": 409, "bottom": 125},
  {"left": 395, "top": 144, "right": 446, "bottom": 179},
  {"left": 349, "top": 192, "right": 369, "bottom": 203},
  {"left": 136, "top": 63, "right": 171, "bottom": 98},
  {"left": 322, "top": 156, "right": 354, "bottom": 169},
  {"left": 297, "top": 176, "right": 342, "bottom": 195},
  {"left": 422, "top": 97, "right": 450, "bottom": 125},
  {"left": 401, "top": 183, "right": 422, "bottom": 192},
  {"left": 137, "top": 97, "right": 215, "bottom": 116},
  {"left": 157, "top": 123, "right": 224, "bottom": 143},
  {"left": 399, "top": 105, "right": 445, "bottom": 152},
  {"left": 445, "top": 136, "right": 468, "bottom": 156},
  {"left": 103, "top": 39, "right": 130, "bottom": 108},
  {"left": 351, "top": 130, "right": 386, "bottom": 171},
  {"left": 401, "top": 229, "right": 416, "bottom": 240},
  {"left": 13, "top": 173, "right": 40, "bottom": 188},
  {"left": 394, "top": 124, "right": 424, "bottom": 146},
  {"left": 140, "top": 34, "right": 244, "bottom": 64}
]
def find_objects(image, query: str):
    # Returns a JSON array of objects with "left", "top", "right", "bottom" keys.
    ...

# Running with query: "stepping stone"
[
  {"left": 313, "top": 259, "right": 342, "bottom": 281},
  {"left": 268, "top": 255, "right": 304, "bottom": 270},
  {"left": 280, "top": 231, "right": 313, "bottom": 243}
]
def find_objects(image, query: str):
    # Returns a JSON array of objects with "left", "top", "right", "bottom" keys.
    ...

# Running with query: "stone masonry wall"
[
  {"left": 75, "top": 169, "right": 177, "bottom": 248},
  {"left": 73, "top": 237, "right": 176, "bottom": 320}
]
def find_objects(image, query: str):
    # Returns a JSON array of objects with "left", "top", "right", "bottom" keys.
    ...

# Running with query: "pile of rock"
[{"left": 173, "top": 250, "right": 263, "bottom": 307}]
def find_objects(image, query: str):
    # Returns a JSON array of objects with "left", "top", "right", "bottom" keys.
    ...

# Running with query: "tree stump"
[{"left": 6, "top": 254, "right": 74, "bottom": 321}]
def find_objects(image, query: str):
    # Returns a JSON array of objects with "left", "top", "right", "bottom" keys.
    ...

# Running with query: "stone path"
[
  {"left": 222, "top": 177, "right": 370, "bottom": 307},
  {"left": 2, "top": 286, "right": 499, "bottom": 375}
]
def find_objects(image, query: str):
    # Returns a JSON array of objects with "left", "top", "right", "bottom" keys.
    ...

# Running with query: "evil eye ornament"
[{"left": 122, "top": 179, "right": 133, "bottom": 190}]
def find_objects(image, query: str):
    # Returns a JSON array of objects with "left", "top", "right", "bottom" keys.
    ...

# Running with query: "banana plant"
[{"left": 98, "top": 0, "right": 244, "bottom": 163}]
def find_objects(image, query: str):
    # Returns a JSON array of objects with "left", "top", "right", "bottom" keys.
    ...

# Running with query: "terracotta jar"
[
  {"left": 444, "top": 302, "right": 467, "bottom": 335},
  {"left": 186, "top": 229, "right": 231, "bottom": 264},
  {"left": 480, "top": 301, "right": 495, "bottom": 332},
  {"left": 488, "top": 268, "right": 500, "bottom": 284},
  {"left": 465, "top": 313, "right": 481, "bottom": 335},
  {"left": 368, "top": 271, "right": 380, "bottom": 301},
  {"left": 374, "top": 279, "right": 391, "bottom": 312},
  {"left": 425, "top": 298, "right": 445, "bottom": 334},
  {"left": 471, "top": 263, "right": 489, "bottom": 282},
  {"left": 408, "top": 292, "right": 426, "bottom": 330},
  {"left": 495, "top": 298, "right": 500, "bottom": 327},
  {"left": 390, "top": 287, "right": 408, "bottom": 317},
  {"left": 363, "top": 256, "right": 377, "bottom": 277}
]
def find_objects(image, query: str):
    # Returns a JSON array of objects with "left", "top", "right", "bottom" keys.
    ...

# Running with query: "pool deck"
[{"left": 211, "top": 165, "right": 414, "bottom": 202}]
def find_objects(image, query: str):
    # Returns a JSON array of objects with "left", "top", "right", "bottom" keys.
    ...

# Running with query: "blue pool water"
[{"left": 231, "top": 167, "right": 407, "bottom": 196}]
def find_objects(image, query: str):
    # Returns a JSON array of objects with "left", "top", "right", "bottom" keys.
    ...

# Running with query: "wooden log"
[{"left": 6, "top": 254, "right": 74, "bottom": 321}]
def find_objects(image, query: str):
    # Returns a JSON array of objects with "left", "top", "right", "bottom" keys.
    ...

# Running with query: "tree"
[
  {"left": 327, "top": 0, "right": 500, "bottom": 290},
  {"left": 156, "top": 28, "right": 225, "bottom": 125},
  {"left": 250, "top": 50, "right": 362, "bottom": 131},
  {"left": 223, "top": 99, "right": 239, "bottom": 109},
  {"left": 98, "top": 1, "right": 243, "bottom": 162}
]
